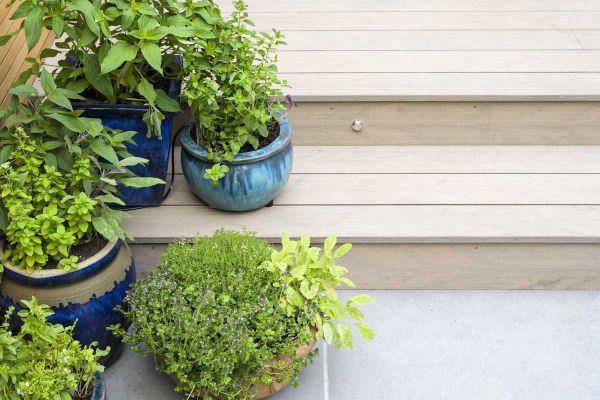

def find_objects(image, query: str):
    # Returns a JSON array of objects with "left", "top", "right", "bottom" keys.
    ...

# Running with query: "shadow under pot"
[
  {"left": 0, "top": 239, "right": 135, "bottom": 366},
  {"left": 180, "top": 115, "right": 293, "bottom": 212}
]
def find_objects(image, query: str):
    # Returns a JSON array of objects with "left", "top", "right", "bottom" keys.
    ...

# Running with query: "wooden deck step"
[{"left": 128, "top": 146, "right": 600, "bottom": 290}]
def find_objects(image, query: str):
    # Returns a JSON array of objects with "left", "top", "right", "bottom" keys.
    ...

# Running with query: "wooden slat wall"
[{"left": 0, "top": 0, "right": 53, "bottom": 108}]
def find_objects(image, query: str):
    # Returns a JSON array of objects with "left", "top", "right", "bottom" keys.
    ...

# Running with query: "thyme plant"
[{"left": 114, "top": 230, "right": 313, "bottom": 399}]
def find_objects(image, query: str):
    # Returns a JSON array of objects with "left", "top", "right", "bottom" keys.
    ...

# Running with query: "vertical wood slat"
[{"left": 0, "top": 0, "right": 54, "bottom": 109}]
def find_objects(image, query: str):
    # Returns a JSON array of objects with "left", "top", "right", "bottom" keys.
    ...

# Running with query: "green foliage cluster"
[
  {"left": 113, "top": 230, "right": 313, "bottom": 399},
  {"left": 0, "top": 73, "right": 162, "bottom": 271},
  {"left": 183, "top": 0, "right": 288, "bottom": 184},
  {"left": 0, "top": 0, "right": 220, "bottom": 136},
  {"left": 114, "top": 230, "right": 374, "bottom": 399},
  {"left": 0, "top": 297, "right": 107, "bottom": 400},
  {"left": 262, "top": 234, "right": 375, "bottom": 349}
]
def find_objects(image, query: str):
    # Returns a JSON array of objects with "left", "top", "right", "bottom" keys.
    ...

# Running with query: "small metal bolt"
[{"left": 351, "top": 120, "right": 364, "bottom": 132}]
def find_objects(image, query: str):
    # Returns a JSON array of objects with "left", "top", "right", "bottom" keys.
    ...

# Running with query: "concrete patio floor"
[{"left": 105, "top": 290, "right": 600, "bottom": 399}]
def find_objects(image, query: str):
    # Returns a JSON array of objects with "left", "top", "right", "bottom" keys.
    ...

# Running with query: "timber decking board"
[
  {"left": 575, "top": 30, "right": 600, "bottom": 49},
  {"left": 219, "top": 1, "right": 600, "bottom": 101},
  {"left": 280, "top": 73, "right": 600, "bottom": 101},
  {"left": 277, "top": 31, "right": 584, "bottom": 51},
  {"left": 0, "top": 0, "right": 53, "bottom": 108},
  {"left": 163, "top": 174, "right": 600, "bottom": 206},
  {"left": 126, "top": 204, "right": 600, "bottom": 244},
  {"left": 244, "top": 12, "right": 600, "bottom": 31},
  {"left": 219, "top": 0, "right": 600, "bottom": 13},
  {"left": 278, "top": 50, "right": 600, "bottom": 73},
  {"left": 218, "top": 0, "right": 600, "bottom": 12},
  {"left": 173, "top": 146, "right": 600, "bottom": 174}
]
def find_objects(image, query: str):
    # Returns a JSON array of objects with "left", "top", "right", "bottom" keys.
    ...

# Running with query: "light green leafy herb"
[
  {"left": 262, "top": 234, "right": 375, "bottom": 349},
  {"left": 0, "top": 297, "right": 107, "bottom": 400}
]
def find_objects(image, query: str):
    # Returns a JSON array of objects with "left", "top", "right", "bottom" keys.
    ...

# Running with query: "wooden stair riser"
[
  {"left": 176, "top": 101, "right": 600, "bottom": 145},
  {"left": 130, "top": 243, "right": 600, "bottom": 290}
]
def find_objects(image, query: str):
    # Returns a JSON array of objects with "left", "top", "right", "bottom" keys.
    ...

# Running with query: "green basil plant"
[{"left": 0, "top": 0, "right": 221, "bottom": 137}]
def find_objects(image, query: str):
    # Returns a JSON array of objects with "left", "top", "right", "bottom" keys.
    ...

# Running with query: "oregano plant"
[{"left": 0, "top": 71, "right": 162, "bottom": 271}]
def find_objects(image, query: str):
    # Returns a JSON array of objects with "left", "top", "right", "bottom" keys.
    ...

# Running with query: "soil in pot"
[
  {"left": 192, "top": 120, "right": 280, "bottom": 153},
  {"left": 23, "top": 236, "right": 109, "bottom": 270}
]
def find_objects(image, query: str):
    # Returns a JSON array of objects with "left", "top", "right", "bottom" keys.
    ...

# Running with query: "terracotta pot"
[
  {"left": 168, "top": 329, "right": 317, "bottom": 399},
  {"left": 251, "top": 330, "right": 317, "bottom": 399}
]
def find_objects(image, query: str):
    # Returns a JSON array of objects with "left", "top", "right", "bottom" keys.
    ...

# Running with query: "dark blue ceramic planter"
[
  {"left": 73, "top": 75, "right": 181, "bottom": 207},
  {"left": 92, "top": 372, "right": 106, "bottom": 400},
  {"left": 0, "top": 240, "right": 135, "bottom": 362},
  {"left": 181, "top": 116, "right": 293, "bottom": 212}
]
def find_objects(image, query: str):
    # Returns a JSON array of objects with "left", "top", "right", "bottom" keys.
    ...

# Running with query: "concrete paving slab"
[{"left": 328, "top": 290, "right": 600, "bottom": 400}]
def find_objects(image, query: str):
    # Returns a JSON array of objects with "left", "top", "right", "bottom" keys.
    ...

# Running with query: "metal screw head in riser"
[{"left": 351, "top": 120, "right": 364, "bottom": 132}]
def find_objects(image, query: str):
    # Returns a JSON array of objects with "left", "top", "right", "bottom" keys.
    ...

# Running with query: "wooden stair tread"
[
  {"left": 173, "top": 146, "right": 600, "bottom": 174},
  {"left": 128, "top": 146, "right": 600, "bottom": 244},
  {"left": 281, "top": 73, "right": 600, "bottom": 102},
  {"left": 127, "top": 204, "right": 600, "bottom": 244},
  {"left": 163, "top": 173, "right": 600, "bottom": 206}
]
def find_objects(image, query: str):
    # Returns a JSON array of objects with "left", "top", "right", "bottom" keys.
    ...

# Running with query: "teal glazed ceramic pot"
[{"left": 180, "top": 116, "right": 293, "bottom": 212}]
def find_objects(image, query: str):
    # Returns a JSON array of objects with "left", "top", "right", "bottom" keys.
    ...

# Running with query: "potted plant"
[
  {"left": 180, "top": 0, "right": 291, "bottom": 212},
  {"left": 113, "top": 230, "right": 374, "bottom": 399},
  {"left": 0, "top": 297, "right": 108, "bottom": 399},
  {"left": 0, "top": 75, "right": 160, "bottom": 362},
  {"left": 0, "top": 0, "right": 220, "bottom": 206}
]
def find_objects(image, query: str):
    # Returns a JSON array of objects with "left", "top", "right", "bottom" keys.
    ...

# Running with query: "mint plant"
[
  {"left": 0, "top": 297, "right": 107, "bottom": 400},
  {"left": 261, "top": 234, "right": 375, "bottom": 349},
  {"left": 183, "top": 0, "right": 288, "bottom": 184},
  {"left": 0, "top": 72, "right": 162, "bottom": 271},
  {"left": 0, "top": 0, "right": 220, "bottom": 136}
]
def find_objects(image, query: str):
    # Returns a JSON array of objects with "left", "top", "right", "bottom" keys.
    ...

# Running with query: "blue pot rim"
[
  {"left": 181, "top": 114, "right": 292, "bottom": 164},
  {"left": 92, "top": 372, "right": 106, "bottom": 400},
  {"left": 72, "top": 55, "right": 181, "bottom": 113},
  {"left": 1, "top": 240, "right": 121, "bottom": 287}
]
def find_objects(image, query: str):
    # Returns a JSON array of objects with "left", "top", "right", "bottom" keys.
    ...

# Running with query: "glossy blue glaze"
[
  {"left": 92, "top": 372, "right": 106, "bottom": 400},
  {"left": 181, "top": 116, "right": 293, "bottom": 212},
  {"left": 73, "top": 70, "right": 181, "bottom": 207},
  {"left": 2, "top": 240, "right": 121, "bottom": 287},
  {"left": 0, "top": 242, "right": 135, "bottom": 357}
]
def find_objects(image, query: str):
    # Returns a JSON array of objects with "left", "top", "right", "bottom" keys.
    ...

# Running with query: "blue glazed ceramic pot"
[
  {"left": 0, "top": 240, "right": 135, "bottom": 363},
  {"left": 180, "top": 116, "right": 293, "bottom": 212},
  {"left": 73, "top": 58, "right": 182, "bottom": 207},
  {"left": 92, "top": 372, "right": 106, "bottom": 400}
]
